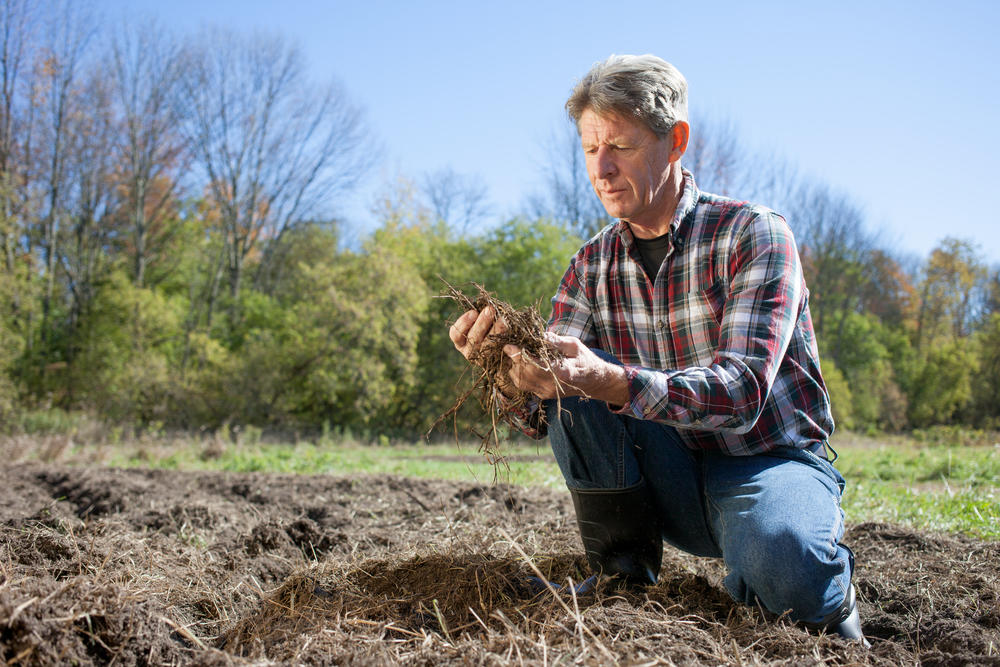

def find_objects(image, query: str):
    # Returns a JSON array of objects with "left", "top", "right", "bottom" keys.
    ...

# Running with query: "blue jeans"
[{"left": 545, "top": 386, "right": 851, "bottom": 625}]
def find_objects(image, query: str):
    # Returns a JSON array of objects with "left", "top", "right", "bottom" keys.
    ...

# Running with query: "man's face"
[{"left": 579, "top": 108, "right": 677, "bottom": 237}]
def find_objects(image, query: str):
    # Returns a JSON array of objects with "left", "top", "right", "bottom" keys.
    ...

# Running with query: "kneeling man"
[{"left": 449, "top": 54, "right": 867, "bottom": 645}]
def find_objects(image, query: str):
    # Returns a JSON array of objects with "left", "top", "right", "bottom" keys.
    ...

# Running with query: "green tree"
[
  {"left": 824, "top": 311, "right": 911, "bottom": 432},
  {"left": 0, "top": 270, "right": 24, "bottom": 418},
  {"left": 907, "top": 340, "right": 978, "bottom": 427},
  {"left": 475, "top": 218, "right": 582, "bottom": 315},
  {"left": 818, "top": 358, "right": 853, "bottom": 432},
  {"left": 969, "top": 313, "right": 1000, "bottom": 428},
  {"left": 915, "top": 238, "right": 988, "bottom": 350},
  {"left": 66, "top": 269, "right": 186, "bottom": 423},
  {"left": 199, "top": 236, "right": 430, "bottom": 430}
]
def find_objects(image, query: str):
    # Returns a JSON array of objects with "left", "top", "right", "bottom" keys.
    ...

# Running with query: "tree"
[
  {"left": 786, "top": 180, "right": 878, "bottom": 354},
  {"left": 0, "top": 0, "right": 35, "bottom": 275},
  {"left": 58, "top": 64, "right": 119, "bottom": 342},
  {"left": 907, "top": 340, "right": 978, "bottom": 427},
  {"left": 830, "top": 311, "right": 911, "bottom": 432},
  {"left": 914, "top": 238, "right": 988, "bottom": 350},
  {"left": 525, "top": 119, "right": 612, "bottom": 238},
  {"left": 29, "top": 0, "right": 94, "bottom": 345},
  {"left": 475, "top": 217, "right": 581, "bottom": 315},
  {"left": 110, "top": 19, "right": 186, "bottom": 288},
  {"left": 206, "top": 241, "right": 429, "bottom": 429},
  {"left": 858, "top": 249, "right": 918, "bottom": 331},
  {"left": 983, "top": 267, "right": 1000, "bottom": 322},
  {"left": 683, "top": 115, "right": 745, "bottom": 197},
  {"left": 0, "top": 0, "right": 40, "bottom": 370},
  {"left": 179, "top": 28, "right": 374, "bottom": 326},
  {"left": 67, "top": 269, "right": 186, "bottom": 423},
  {"left": 420, "top": 167, "right": 491, "bottom": 233},
  {"left": 969, "top": 313, "right": 1000, "bottom": 428},
  {"left": 362, "top": 178, "right": 476, "bottom": 431}
]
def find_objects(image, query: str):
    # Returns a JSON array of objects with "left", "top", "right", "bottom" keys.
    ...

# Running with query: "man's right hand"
[{"left": 449, "top": 306, "right": 507, "bottom": 364}]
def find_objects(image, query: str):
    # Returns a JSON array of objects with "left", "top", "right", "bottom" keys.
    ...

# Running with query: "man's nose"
[{"left": 596, "top": 147, "right": 617, "bottom": 179}]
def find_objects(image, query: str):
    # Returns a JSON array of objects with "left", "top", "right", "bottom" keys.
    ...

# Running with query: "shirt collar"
[{"left": 616, "top": 168, "right": 699, "bottom": 249}]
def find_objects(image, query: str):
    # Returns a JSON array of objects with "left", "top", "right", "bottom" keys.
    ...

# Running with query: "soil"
[{"left": 1, "top": 463, "right": 998, "bottom": 665}]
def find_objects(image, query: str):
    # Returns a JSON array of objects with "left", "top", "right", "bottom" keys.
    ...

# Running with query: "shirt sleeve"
[
  {"left": 618, "top": 211, "right": 805, "bottom": 434},
  {"left": 546, "top": 253, "right": 596, "bottom": 344}
]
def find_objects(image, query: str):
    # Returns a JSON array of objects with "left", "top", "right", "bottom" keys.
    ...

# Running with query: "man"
[{"left": 449, "top": 54, "right": 867, "bottom": 645}]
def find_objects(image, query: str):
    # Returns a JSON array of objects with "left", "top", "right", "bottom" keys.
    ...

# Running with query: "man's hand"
[
  {"left": 449, "top": 307, "right": 506, "bottom": 364},
  {"left": 504, "top": 333, "right": 630, "bottom": 406}
]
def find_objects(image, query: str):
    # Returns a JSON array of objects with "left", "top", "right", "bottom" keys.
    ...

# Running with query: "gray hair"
[{"left": 566, "top": 54, "right": 688, "bottom": 137}]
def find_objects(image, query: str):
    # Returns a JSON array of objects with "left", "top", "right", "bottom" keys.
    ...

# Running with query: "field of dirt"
[{"left": 1, "top": 462, "right": 998, "bottom": 665}]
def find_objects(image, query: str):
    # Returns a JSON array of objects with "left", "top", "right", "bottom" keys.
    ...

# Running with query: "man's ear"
[{"left": 670, "top": 121, "right": 690, "bottom": 161}]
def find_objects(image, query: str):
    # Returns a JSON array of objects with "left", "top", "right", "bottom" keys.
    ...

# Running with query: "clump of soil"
[
  {"left": 2, "top": 462, "right": 999, "bottom": 665},
  {"left": 431, "top": 281, "right": 563, "bottom": 457}
]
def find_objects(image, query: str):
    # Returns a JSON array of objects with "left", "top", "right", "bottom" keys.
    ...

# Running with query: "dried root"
[{"left": 428, "top": 280, "right": 564, "bottom": 465}]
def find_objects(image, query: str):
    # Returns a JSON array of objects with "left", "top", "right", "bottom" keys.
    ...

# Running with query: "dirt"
[{"left": 1, "top": 464, "right": 998, "bottom": 665}]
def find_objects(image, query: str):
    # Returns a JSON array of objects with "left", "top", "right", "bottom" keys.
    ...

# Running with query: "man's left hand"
[{"left": 503, "top": 333, "right": 629, "bottom": 406}]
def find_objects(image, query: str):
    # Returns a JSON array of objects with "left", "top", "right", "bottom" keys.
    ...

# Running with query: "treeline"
[
  {"left": 683, "top": 122, "right": 1000, "bottom": 434},
  {"left": 0, "top": 3, "right": 997, "bottom": 438}
]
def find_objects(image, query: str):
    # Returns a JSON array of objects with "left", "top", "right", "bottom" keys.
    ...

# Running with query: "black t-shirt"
[{"left": 633, "top": 232, "right": 672, "bottom": 281}]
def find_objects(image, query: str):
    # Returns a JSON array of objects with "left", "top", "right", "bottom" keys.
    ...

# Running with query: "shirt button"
[{"left": 657, "top": 320, "right": 666, "bottom": 330}]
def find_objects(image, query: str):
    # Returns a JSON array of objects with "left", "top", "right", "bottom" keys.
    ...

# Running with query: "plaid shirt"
[{"left": 513, "top": 170, "right": 834, "bottom": 456}]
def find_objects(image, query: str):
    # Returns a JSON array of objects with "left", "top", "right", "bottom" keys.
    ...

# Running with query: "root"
[{"left": 428, "top": 280, "right": 563, "bottom": 465}]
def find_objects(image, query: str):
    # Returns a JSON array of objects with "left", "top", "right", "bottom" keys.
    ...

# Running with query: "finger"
[
  {"left": 506, "top": 355, "right": 529, "bottom": 391},
  {"left": 546, "top": 332, "right": 583, "bottom": 356},
  {"left": 503, "top": 344, "right": 521, "bottom": 359},
  {"left": 449, "top": 309, "right": 479, "bottom": 347},
  {"left": 465, "top": 306, "right": 496, "bottom": 350},
  {"left": 487, "top": 318, "right": 507, "bottom": 338}
]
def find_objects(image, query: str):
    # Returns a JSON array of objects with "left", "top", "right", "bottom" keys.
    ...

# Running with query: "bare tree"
[
  {"left": 525, "top": 118, "right": 611, "bottom": 238},
  {"left": 58, "top": 66, "right": 119, "bottom": 338},
  {"left": 178, "top": 29, "right": 374, "bottom": 325},
  {"left": 684, "top": 115, "right": 746, "bottom": 197},
  {"left": 30, "top": 0, "right": 94, "bottom": 341},
  {"left": 420, "top": 167, "right": 491, "bottom": 233},
  {"left": 686, "top": 115, "right": 804, "bottom": 215},
  {"left": 110, "top": 19, "right": 186, "bottom": 288},
  {"left": 0, "top": 0, "right": 40, "bottom": 356},
  {"left": 0, "top": 0, "right": 35, "bottom": 274},
  {"left": 785, "top": 180, "right": 879, "bottom": 355}
]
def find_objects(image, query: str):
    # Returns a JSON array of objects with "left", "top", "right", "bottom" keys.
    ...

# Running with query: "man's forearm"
[
  {"left": 596, "top": 362, "right": 630, "bottom": 407},
  {"left": 571, "top": 359, "right": 630, "bottom": 407}
]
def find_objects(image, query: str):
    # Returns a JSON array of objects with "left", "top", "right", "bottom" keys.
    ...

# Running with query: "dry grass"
[{"left": 3, "top": 464, "right": 998, "bottom": 664}]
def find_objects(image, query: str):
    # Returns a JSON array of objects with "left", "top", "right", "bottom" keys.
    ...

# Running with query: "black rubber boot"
[
  {"left": 570, "top": 479, "right": 662, "bottom": 587},
  {"left": 818, "top": 584, "right": 870, "bottom": 647},
  {"left": 807, "top": 547, "right": 870, "bottom": 647}
]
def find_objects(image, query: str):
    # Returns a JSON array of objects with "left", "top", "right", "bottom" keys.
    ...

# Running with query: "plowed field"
[{"left": 1, "top": 464, "right": 997, "bottom": 665}]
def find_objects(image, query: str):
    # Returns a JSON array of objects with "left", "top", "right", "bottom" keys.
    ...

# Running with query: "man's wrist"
[{"left": 592, "top": 362, "right": 630, "bottom": 407}]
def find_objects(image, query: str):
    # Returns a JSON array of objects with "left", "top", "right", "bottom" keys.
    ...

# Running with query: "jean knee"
[{"left": 723, "top": 522, "right": 844, "bottom": 621}]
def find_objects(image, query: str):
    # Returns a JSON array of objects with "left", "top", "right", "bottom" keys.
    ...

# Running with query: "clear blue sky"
[{"left": 99, "top": 0, "right": 1000, "bottom": 265}]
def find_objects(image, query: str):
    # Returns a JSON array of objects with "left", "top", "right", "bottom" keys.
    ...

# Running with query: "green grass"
[
  {"left": 20, "top": 429, "right": 1000, "bottom": 541},
  {"left": 832, "top": 436, "right": 999, "bottom": 539},
  {"left": 92, "top": 438, "right": 566, "bottom": 489}
]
